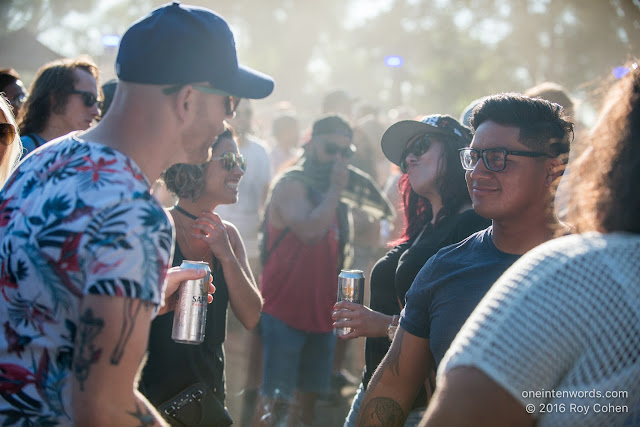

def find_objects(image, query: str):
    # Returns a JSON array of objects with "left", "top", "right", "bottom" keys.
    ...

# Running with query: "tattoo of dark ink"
[
  {"left": 111, "top": 299, "right": 145, "bottom": 365},
  {"left": 73, "top": 308, "right": 104, "bottom": 391},
  {"left": 358, "top": 397, "right": 405, "bottom": 427},
  {"left": 388, "top": 328, "right": 404, "bottom": 376},
  {"left": 128, "top": 402, "right": 155, "bottom": 426}
]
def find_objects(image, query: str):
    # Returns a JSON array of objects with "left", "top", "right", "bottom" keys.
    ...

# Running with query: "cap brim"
[
  {"left": 216, "top": 64, "right": 274, "bottom": 100},
  {"left": 381, "top": 120, "right": 451, "bottom": 166}
]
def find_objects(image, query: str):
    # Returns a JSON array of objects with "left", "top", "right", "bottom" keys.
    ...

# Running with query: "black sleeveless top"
[{"left": 139, "top": 244, "right": 230, "bottom": 405}]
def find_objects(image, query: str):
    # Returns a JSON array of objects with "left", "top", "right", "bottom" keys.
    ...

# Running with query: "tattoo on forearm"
[
  {"left": 73, "top": 308, "right": 104, "bottom": 391},
  {"left": 128, "top": 402, "right": 155, "bottom": 426},
  {"left": 358, "top": 397, "right": 405, "bottom": 427},
  {"left": 388, "top": 328, "right": 404, "bottom": 376},
  {"left": 111, "top": 299, "right": 146, "bottom": 365}
]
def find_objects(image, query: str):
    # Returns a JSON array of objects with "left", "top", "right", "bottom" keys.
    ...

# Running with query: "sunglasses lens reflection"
[{"left": 0, "top": 123, "right": 15, "bottom": 146}]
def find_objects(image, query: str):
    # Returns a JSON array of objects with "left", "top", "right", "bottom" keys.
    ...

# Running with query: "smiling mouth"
[{"left": 226, "top": 181, "right": 239, "bottom": 190}]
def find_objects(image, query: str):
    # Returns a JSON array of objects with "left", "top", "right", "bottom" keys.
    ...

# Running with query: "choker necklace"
[{"left": 173, "top": 205, "right": 198, "bottom": 220}]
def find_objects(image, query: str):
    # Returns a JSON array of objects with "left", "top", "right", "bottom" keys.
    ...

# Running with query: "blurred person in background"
[
  {"left": 18, "top": 57, "right": 101, "bottom": 156},
  {"left": 100, "top": 78, "right": 118, "bottom": 119},
  {"left": 334, "top": 115, "right": 490, "bottom": 426},
  {"left": 421, "top": 62, "right": 640, "bottom": 427},
  {"left": 358, "top": 94, "right": 573, "bottom": 426},
  {"left": 0, "top": 68, "right": 27, "bottom": 119},
  {"left": 525, "top": 81, "right": 576, "bottom": 221},
  {"left": 140, "top": 128, "right": 262, "bottom": 426},
  {"left": 269, "top": 112, "right": 300, "bottom": 174},
  {"left": 0, "top": 94, "right": 23, "bottom": 185},
  {"left": 255, "top": 114, "right": 355, "bottom": 427}
]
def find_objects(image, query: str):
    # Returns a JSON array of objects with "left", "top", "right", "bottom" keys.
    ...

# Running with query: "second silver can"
[
  {"left": 171, "top": 260, "right": 211, "bottom": 345},
  {"left": 334, "top": 269, "right": 365, "bottom": 336}
]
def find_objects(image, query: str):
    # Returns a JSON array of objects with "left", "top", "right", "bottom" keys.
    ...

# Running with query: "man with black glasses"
[
  {"left": 357, "top": 93, "right": 573, "bottom": 426},
  {"left": 0, "top": 3, "right": 273, "bottom": 425},
  {"left": 18, "top": 57, "right": 102, "bottom": 156}
]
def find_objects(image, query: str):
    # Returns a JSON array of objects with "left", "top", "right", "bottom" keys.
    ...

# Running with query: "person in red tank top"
[{"left": 255, "top": 115, "right": 355, "bottom": 427}]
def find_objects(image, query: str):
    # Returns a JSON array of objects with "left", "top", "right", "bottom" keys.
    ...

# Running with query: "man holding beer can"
[{"left": 0, "top": 3, "right": 273, "bottom": 426}]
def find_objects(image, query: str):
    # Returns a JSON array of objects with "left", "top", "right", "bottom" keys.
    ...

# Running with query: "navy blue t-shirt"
[{"left": 400, "top": 227, "right": 521, "bottom": 369}]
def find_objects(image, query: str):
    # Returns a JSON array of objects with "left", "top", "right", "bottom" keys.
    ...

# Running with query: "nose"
[
  {"left": 468, "top": 156, "right": 491, "bottom": 179},
  {"left": 89, "top": 102, "right": 100, "bottom": 117}
]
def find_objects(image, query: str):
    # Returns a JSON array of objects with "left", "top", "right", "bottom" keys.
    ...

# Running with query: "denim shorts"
[{"left": 260, "top": 313, "right": 336, "bottom": 400}]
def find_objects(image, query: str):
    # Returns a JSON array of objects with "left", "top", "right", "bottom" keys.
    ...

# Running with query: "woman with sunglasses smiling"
[
  {"left": 334, "top": 114, "right": 490, "bottom": 426},
  {"left": 139, "top": 127, "right": 262, "bottom": 423},
  {"left": 0, "top": 95, "right": 23, "bottom": 187}
]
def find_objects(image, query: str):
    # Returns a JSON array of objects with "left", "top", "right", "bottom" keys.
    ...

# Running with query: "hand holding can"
[
  {"left": 334, "top": 269, "right": 365, "bottom": 336},
  {"left": 171, "top": 260, "right": 212, "bottom": 345}
]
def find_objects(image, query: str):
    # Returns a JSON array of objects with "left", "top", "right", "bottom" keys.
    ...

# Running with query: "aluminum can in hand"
[
  {"left": 334, "top": 269, "right": 365, "bottom": 336},
  {"left": 171, "top": 260, "right": 211, "bottom": 345}
]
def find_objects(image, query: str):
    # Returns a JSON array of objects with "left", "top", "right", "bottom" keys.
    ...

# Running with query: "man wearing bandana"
[{"left": 256, "top": 115, "right": 356, "bottom": 426}]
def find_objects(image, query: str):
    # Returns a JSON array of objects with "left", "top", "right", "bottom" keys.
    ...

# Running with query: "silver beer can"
[
  {"left": 334, "top": 269, "right": 365, "bottom": 336},
  {"left": 171, "top": 260, "right": 211, "bottom": 345}
]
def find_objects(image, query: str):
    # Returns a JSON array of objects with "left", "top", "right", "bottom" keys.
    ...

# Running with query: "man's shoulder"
[{"left": 432, "top": 226, "right": 492, "bottom": 261}]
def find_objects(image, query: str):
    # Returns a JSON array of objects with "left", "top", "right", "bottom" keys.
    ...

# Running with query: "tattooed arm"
[
  {"left": 356, "top": 327, "right": 433, "bottom": 427},
  {"left": 72, "top": 294, "right": 167, "bottom": 426}
]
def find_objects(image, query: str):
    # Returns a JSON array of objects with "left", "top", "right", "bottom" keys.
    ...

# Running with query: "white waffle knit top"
[{"left": 439, "top": 232, "right": 640, "bottom": 427}]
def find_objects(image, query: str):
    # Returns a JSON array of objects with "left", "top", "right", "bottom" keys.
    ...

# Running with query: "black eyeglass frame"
[
  {"left": 68, "top": 89, "right": 101, "bottom": 109},
  {"left": 0, "top": 123, "right": 16, "bottom": 146},
  {"left": 210, "top": 152, "right": 247, "bottom": 172},
  {"left": 458, "top": 147, "right": 551, "bottom": 172}
]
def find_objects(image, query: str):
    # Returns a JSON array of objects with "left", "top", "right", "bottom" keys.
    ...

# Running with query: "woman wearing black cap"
[{"left": 333, "top": 114, "right": 490, "bottom": 426}]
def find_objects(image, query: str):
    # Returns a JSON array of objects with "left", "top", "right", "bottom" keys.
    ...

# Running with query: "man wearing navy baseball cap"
[{"left": 0, "top": 3, "right": 273, "bottom": 426}]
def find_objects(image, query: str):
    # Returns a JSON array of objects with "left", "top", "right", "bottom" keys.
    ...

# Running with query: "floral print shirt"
[{"left": 0, "top": 135, "right": 173, "bottom": 425}]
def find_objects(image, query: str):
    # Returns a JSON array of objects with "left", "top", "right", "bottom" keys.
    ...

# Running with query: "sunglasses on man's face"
[
  {"left": 0, "top": 123, "right": 16, "bottom": 146},
  {"left": 400, "top": 134, "right": 432, "bottom": 173},
  {"left": 324, "top": 141, "right": 356, "bottom": 159},
  {"left": 163, "top": 84, "right": 241, "bottom": 116},
  {"left": 69, "top": 90, "right": 101, "bottom": 109},
  {"left": 211, "top": 152, "right": 247, "bottom": 172}
]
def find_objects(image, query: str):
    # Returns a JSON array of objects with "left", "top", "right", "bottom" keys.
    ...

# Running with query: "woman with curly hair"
[
  {"left": 422, "top": 62, "right": 640, "bottom": 427},
  {"left": 139, "top": 127, "right": 262, "bottom": 426},
  {"left": 333, "top": 115, "right": 490, "bottom": 426}
]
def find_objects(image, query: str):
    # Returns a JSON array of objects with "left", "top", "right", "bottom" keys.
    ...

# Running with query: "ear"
[
  {"left": 173, "top": 85, "right": 195, "bottom": 123},
  {"left": 545, "top": 157, "right": 565, "bottom": 188}
]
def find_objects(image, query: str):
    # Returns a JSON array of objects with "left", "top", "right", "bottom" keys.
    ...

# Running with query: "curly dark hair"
[
  {"left": 567, "top": 63, "right": 640, "bottom": 234},
  {"left": 391, "top": 131, "right": 471, "bottom": 246},
  {"left": 471, "top": 92, "right": 574, "bottom": 162},
  {"left": 162, "top": 128, "right": 234, "bottom": 201},
  {"left": 18, "top": 56, "right": 99, "bottom": 135}
]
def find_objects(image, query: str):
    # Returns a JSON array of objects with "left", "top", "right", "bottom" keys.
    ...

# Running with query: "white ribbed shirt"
[{"left": 440, "top": 232, "right": 640, "bottom": 426}]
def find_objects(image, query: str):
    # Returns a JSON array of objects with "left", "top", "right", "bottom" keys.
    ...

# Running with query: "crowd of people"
[{"left": 0, "top": 2, "right": 638, "bottom": 427}]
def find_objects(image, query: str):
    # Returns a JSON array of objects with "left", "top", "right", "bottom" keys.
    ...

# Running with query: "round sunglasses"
[
  {"left": 210, "top": 152, "right": 247, "bottom": 172},
  {"left": 0, "top": 123, "right": 16, "bottom": 146}
]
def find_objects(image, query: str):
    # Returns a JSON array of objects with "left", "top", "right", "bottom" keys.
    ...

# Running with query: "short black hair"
[{"left": 471, "top": 92, "right": 573, "bottom": 159}]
